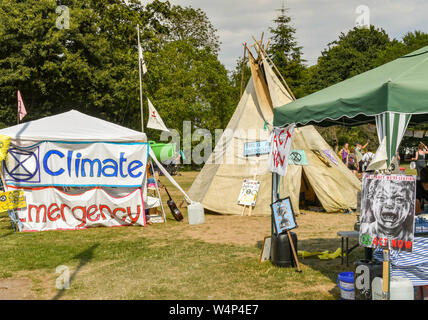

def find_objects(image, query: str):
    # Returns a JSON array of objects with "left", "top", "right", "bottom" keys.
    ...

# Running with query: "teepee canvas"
[{"left": 187, "top": 48, "right": 361, "bottom": 216}]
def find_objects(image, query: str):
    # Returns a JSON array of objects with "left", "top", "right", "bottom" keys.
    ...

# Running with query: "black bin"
[
  {"left": 354, "top": 259, "right": 383, "bottom": 300},
  {"left": 271, "top": 232, "right": 298, "bottom": 267}
]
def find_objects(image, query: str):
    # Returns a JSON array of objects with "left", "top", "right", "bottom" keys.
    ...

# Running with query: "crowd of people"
[{"left": 339, "top": 140, "right": 373, "bottom": 179}]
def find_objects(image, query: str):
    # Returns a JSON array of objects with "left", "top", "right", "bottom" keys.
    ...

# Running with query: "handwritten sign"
[
  {"left": 0, "top": 190, "right": 26, "bottom": 212},
  {"left": 238, "top": 179, "right": 261, "bottom": 207},
  {"left": 269, "top": 124, "right": 295, "bottom": 176}
]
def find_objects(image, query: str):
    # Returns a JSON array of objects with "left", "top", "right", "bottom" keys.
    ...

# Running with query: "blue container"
[{"left": 337, "top": 271, "right": 355, "bottom": 300}]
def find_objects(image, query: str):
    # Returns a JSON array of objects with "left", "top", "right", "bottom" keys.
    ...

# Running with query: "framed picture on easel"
[{"left": 271, "top": 197, "right": 297, "bottom": 234}]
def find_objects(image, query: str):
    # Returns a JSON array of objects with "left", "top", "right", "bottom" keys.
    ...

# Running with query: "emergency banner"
[
  {"left": 13, "top": 186, "right": 145, "bottom": 232},
  {"left": 269, "top": 124, "right": 295, "bottom": 176},
  {"left": 2, "top": 141, "right": 149, "bottom": 187}
]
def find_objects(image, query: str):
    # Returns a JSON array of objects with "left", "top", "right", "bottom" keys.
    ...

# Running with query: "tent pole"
[{"left": 137, "top": 24, "right": 144, "bottom": 133}]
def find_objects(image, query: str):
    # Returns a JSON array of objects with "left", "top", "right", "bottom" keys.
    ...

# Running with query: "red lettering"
[
  {"left": 113, "top": 208, "right": 127, "bottom": 221},
  {"left": 48, "top": 203, "right": 61, "bottom": 221},
  {"left": 372, "top": 237, "right": 378, "bottom": 246},
  {"left": 405, "top": 241, "right": 412, "bottom": 249},
  {"left": 72, "top": 206, "right": 86, "bottom": 228},
  {"left": 99, "top": 204, "right": 112, "bottom": 219},
  {"left": 28, "top": 204, "right": 47, "bottom": 223},
  {"left": 391, "top": 239, "right": 397, "bottom": 248},
  {"left": 398, "top": 240, "right": 403, "bottom": 248},
  {"left": 60, "top": 204, "right": 70, "bottom": 222},
  {"left": 127, "top": 206, "right": 141, "bottom": 225},
  {"left": 86, "top": 205, "right": 99, "bottom": 222}
]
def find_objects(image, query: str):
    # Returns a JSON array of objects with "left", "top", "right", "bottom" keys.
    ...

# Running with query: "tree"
[
  {"left": 306, "top": 26, "right": 391, "bottom": 94},
  {"left": 162, "top": 5, "right": 220, "bottom": 54},
  {"left": 0, "top": 0, "right": 171, "bottom": 129},
  {"left": 267, "top": 5, "right": 307, "bottom": 98},
  {"left": 143, "top": 39, "right": 235, "bottom": 141}
]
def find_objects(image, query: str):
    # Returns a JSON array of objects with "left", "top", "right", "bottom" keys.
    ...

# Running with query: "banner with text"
[
  {"left": 359, "top": 174, "right": 416, "bottom": 252},
  {"left": 14, "top": 187, "right": 145, "bottom": 232},
  {"left": 269, "top": 124, "right": 295, "bottom": 176},
  {"left": 3, "top": 141, "right": 148, "bottom": 187}
]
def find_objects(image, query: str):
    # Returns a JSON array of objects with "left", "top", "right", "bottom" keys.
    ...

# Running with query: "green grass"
[{"left": 0, "top": 171, "right": 366, "bottom": 300}]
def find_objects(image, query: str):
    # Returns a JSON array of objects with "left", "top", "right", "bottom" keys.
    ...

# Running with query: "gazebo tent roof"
[
  {"left": 0, "top": 110, "right": 147, "bottom": 142},
  {"left": 273, "top": 45, "right": 428, "bottom": 128}
]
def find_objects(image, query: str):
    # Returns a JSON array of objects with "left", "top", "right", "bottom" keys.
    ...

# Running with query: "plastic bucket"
[{"left": 337, "top": 272, "right": 355, "bottom": 300}]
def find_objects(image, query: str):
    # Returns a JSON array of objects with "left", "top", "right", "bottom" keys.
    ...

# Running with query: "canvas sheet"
[
  {"left": 269, "top": 124, "right": 295, "bottom": 176},
  {"left": 13, "top": 186, "right": 145, "bottom": 232},
  {"left": 3, "top": 141, "right": 149, "bottom": 187}
]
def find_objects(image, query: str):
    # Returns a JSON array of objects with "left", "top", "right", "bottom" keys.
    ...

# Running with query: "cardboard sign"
[
  {"left": 0, "top": 190, "right": 26, "bottom": 212},
  {"left": 288, "top": 150, "right": 307, "bottom": 165},
  {"left": 3, "top": 142, "right": 149, "bottom": 188},
  {"left": 238, "top": 179, "right": 260, "bottom": 207},
  {"left": 359, "top": 174, "right": 416, "bottom": 252},
  {"left": 271, "top": 197, "right": 297, "bottom": 234},
  {"left": 269, "top": 124, "right": 295, "bottom": 176},
  {"left": 13, "top": 186, "right": 145, "bottom": 232}
]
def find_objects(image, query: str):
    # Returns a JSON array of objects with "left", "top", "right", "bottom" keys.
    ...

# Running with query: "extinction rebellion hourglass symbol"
[{"left": 4, "top": 147, "right": 40, "bottom": 183}]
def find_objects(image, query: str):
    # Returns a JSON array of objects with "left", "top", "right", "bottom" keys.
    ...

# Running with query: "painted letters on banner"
[
  {"left": 2, "top": 142, "right": 148, "bottom": 187},
  {"left": 359, "top": 174, "right": 416, "bottom": 252},
  {"left": 13, "top": 187, "right": 145, "bottom": 232},
  {"left": 269, "top": 124, "right": 295, "bottom": 176}
]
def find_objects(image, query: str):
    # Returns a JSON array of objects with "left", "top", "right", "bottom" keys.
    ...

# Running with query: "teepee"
[{"left": 187, "top": 44, "right": 361, "bottom": 216}]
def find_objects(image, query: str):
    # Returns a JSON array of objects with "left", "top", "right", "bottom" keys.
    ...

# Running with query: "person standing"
[
  {"left": 339, "top": 143, "right": 350, "bottom": 167},
  {"left": 355, "top": 140, "right": 370, "bottom": 175},
  {"left": 412, "top": 143, "right": 428, "bottom": 179}
]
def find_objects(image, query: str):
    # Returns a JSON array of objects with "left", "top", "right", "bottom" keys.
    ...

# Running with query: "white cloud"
[{"left": 170, "top": 0, "right": 428, "bottom": 71}]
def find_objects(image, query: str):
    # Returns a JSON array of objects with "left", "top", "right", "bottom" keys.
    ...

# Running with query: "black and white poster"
[{"left": 359, "top": 174, "right": 416, "bottom": 252}]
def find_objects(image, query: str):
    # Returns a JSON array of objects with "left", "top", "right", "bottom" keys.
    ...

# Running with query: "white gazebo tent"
[{"left": 0, "top": 110, "right": 191, "bottom": 229}]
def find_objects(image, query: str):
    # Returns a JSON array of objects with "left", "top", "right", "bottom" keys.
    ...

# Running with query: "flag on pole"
[
  {"left": 147, "top": 98, "right": 169, "bottom": 132},
  {"left": 138, "top": 43, "right": 147, "bottom": 74},
  {"left": 17, "top": 90, "right": 27, "bottom": 121}
]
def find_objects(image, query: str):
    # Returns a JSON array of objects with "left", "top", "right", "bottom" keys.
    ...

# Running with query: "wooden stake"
[
  {"left": 240, "top": 44, "right": 247, "bottom": 98},
  {"left": 382, "top": 249, "right": 390, "bottom": 300},
  {"left": 287, "top": 230, "right": 302, "bottom": 272}
]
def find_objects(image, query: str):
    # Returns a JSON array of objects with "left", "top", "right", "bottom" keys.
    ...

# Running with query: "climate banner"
[
  {"left": 2, "top": 141, "right": 149, "bottom": 187},
  {"left": 12, "top": 186, "right": 145, "bottom": 232}
]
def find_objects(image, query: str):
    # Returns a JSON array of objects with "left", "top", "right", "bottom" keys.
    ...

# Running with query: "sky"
[{"left": 167, "top": 0, "right": 428, "bottom": 72}]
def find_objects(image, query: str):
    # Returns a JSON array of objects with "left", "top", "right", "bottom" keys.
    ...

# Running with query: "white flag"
[
  {"left": 138, "top": 44, "right": 147, "bottom": 74},
  {"left": 269, "top": 124, "right": 295, "bottom": 176},
  {"left": 147, "top": 98, "right": 169, "bottom": 132}
]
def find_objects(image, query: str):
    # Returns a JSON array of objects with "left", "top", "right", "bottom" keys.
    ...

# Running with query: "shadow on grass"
[
  {"left": 267, "top": 236, "right": 366, "bottom": 299},
  {"left": 52, "top": 243, "right": 100, "bottom": 300}
]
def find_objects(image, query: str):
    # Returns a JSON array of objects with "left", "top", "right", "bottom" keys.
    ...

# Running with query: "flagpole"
[{"left": 137, "top": 24, "right": 144, "bottom": 133}]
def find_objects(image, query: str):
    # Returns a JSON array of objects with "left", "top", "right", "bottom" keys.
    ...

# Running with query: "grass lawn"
[{"left": 1, "top": 167, "right": 416, "bottom": 300}]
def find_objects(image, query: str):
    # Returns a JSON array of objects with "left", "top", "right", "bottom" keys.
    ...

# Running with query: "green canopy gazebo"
[{"left": 273, "top": 45, "right": 428, "bottom": 166}]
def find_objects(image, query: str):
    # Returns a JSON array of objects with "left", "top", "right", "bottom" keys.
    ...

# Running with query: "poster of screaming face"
[
  {"left": 359, "top": 174, "right": 416, "bottom": 252},
  {"left": 271, "top": 197, "right": 297, "bottom": 234}
]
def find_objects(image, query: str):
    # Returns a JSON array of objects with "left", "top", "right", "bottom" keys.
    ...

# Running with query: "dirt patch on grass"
[
  {"left": 181, "top": 210, "right": 358, "bottom": 247},
  {"left": 0, "top": 278, "right": 34, "bottom": 300}
]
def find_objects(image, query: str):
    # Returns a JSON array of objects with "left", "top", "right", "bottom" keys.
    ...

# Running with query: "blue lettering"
[
  {"left": 101, "top": 159, "right": 118, "bottom": 177},
  {"left": 128, "top": 160, "right": 143, "bottom": 178},
  {"left": 67, "top": 151, "right": 72, "bottom": 177},
  {"left": 119, "top": 152, "right": 128, "bottom": 178},
  {"left": 43, "top": 150, "right": 65, "bottom": 176},
  {"left": 75, "top": 153, "right": 82, "bottom": 178},
  {"left": 81, "top": 158, "right": 102, "bottom": 177}
]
